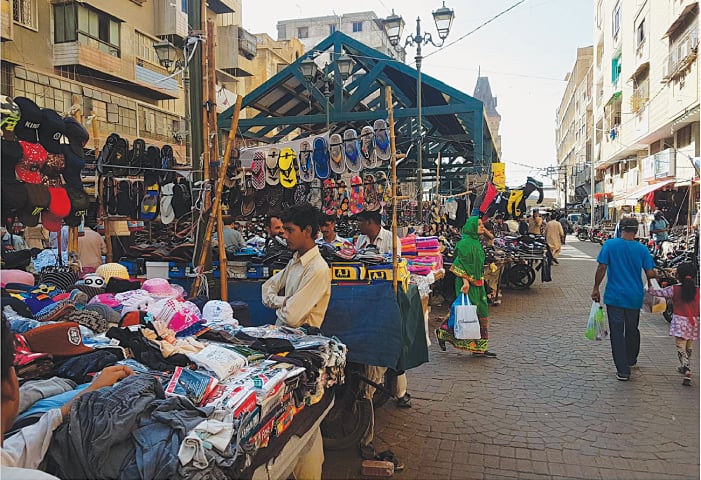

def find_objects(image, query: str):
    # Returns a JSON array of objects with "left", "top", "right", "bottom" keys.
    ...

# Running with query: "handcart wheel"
[
  {"left": 507, "top": 263, "right": 535, "bottom": 289},
  {"left": 372, "top": 369, "right": 397, "bottom": 409},
  {"left": 321, "top": 384, "right": 372, "bottom": 450}
]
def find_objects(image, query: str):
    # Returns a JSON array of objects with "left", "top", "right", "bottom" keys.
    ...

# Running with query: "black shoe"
[
  {"left": 360, "top": 443, "right": 376, "bottom": 460},
  {"left": 396, "top": 393, "right": 412, "bottom": 408},
  {"left": 683, "top": 377, "right": 692, "bottom": 386},
  {"left": 435, "top": 329, "right": 447, "bottom": 351},
  {"left": 483, "top": 351, "right": 498, "bottom": 358},
  {"left": 616, "top": 373, "right": 630, "bottom": 381},
  {"left": 375, "top": 450, "right": 405, "bottom": 471}
]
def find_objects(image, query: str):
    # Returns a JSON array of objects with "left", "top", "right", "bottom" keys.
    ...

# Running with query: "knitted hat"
[
  {"left": 64, "top": 187, "right": 91, "bottom": 227},
  {"left": 13, "top": 96, "right": 41, "bottom": 143},
  {"left": 39, "top": 268, "right": 78, "bottom": 291},
  {"left": 2, "top": 296, "right": 35, "bottom": 319},
  {"left": 42, "top": 152, "right": 65, "bottom": 178},
  {"left": 79, "top": 273, "right": 106, "bottom": 288},
  {"left": 23, "top": 322, "right": 92, "bottom": 356},
  {"left": 84, "top": 302, "right": 121, "bottom": 324},
  {"left": 0, "top": 269, "right": 35, "bottom": 287},
  {"left": 38, "top": 109, "right": 67, "bottom": 154},
  {"left": 35, "top": 300, "right": 76, "bottom": 322},
  {"left": 87, "top": 293, "right": 122, "bottom": 311},
  {"left": 67, "top": 309, "right": 109, "bottom": 334},
  {"left": 95, "top": 263, "right": 130, "bottom": 282},
  {"left": 67, "top": 288, "right": 88, "bottom": 307},
  {"left": 69, "top": 284, "right": 104, "bottom": 301}
]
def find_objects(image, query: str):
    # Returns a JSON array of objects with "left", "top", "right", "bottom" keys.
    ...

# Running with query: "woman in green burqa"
[{"left": 435, "top": 216, "right": 496, "bottom": 356}]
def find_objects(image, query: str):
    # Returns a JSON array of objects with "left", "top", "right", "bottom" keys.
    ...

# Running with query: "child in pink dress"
[{"left": 648, "top": 263, "right": 700, "bottom": 386}]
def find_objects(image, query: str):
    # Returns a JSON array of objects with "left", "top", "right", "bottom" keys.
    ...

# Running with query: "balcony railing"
[
  {"left": 238, "top": 27, "right": 257, "bottom": 60},
  {"left": 665, "top": 25, "right": 699, "bottom": 81}
]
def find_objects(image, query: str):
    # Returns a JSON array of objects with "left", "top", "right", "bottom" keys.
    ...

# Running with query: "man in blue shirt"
[
  {"left": 592, "top": 216, "right": 656, "bottom": 381},
  {"left": 649, "top": 210, "right": 669, "bottom": 251}
]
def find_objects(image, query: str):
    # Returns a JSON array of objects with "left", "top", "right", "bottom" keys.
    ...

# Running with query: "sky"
[{"left": 241, "top": 0, "right": 594, "bottom": 187}]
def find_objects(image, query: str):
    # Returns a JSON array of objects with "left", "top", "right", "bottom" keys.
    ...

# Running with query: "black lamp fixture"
[
  {"left": 432, "top": 2, "right": 455, "bottom": 40},
  {"left": 383, "top": 10, "right": 405, "bottom": 47},
  {"left": 335, "top": 53, "right": 354, "bottom": 81},
  {"left": 300, "top": 56, "right": 319, "bottom": 83},
  {"left": 153, "top": 39, "right": 183, "bottom": 72}
]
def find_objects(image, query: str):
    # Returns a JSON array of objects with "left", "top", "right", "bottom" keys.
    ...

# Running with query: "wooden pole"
[
  {"left": 217, "top": 210, "right": 228, "bottom": 300},
  {"left": 206, "top": 20, "right": 219, "bottom": 182},
  {"left": 189, "top": 95, "right": 242, "bottom": 298},
  {"left": 436, "top": 152, "right": 441, "bottom": 198},
  {"left": 201, "top": 24, "right": 211, "bottom": 211},
  {"left": 386, "top": 86, "right": 398, "bottom": 294}
]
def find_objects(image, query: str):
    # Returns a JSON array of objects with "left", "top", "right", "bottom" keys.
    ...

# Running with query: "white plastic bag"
[
  {"left": 643, "top": 279, "right": 666, "bottom": 314},
  {"left": 454, "top": 293, "right": 481, "bottom": 340}
]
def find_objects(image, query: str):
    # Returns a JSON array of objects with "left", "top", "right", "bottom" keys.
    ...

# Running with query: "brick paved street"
[{"left": 324, "top": 237, "right": 700, "bottom": 479}]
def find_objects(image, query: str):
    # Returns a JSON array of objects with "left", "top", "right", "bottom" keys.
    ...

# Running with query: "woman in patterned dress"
[{"left": 435, "top": 216, "right": 496, "bottom": 357}]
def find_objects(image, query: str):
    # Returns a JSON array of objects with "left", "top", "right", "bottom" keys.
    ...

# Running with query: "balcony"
[
  {"left": 1, "top": 0, "right": 11, "bottom": 41},
  {"left": 216, "top": 25, "right": 256, "bottom": 77},
  {"left": 664, "top": 25, "right": 699, "bottom": 82},
  {"left": 154, "top": 0, "right": 188, "bottom": 40},
  {"left": 53, "top": 42, "right": 178, "bottom": 100}
]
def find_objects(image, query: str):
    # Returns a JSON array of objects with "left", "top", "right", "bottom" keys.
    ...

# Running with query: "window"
[
  {"left": 612, "top": 2, "right": 621, "bottom": 39},
  {"left": 631, "top": 68, "right": 649, "bottom": 113},
  {"left": 134, "top": 31, "right": 160, "bottom": 67},
  {"left": 677, "top": 125, "right": 692, "bottom": 148},
  {"left": 329, "top": 24, "right": 336, "bottom": 34},
  {"left": 1, "top": 63, "right": 12, "bottom": 96},
  {"left": 13, "top": 0, "right": 37, "bottom": 30},
  {"left": 181, "top": 0, "right": 187, "bottom": 13},
  {"left": 352, "top": 21, "right": 363, "bottom": 33},
  {"left": 53, "top": 4, "right": 121, "bottom": 57},
  {"left": 611, "top": 55, "right": 621, "bottom": 85},
  {"left": 297, "top": 26, "right": 308, "bottom": 39},
  {"left": 636, "top": 19, "right": 645, "bottom": 48}
]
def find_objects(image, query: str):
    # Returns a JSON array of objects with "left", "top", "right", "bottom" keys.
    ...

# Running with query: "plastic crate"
[
  {"left": 168, "top": 262, "right": 188, "bottom": 279},
  {"left": 146, "top": 261, "right": 169, "bottom": 279},
  {"left": 119, "top": 258, "right": 144, "bottom": 276},
  {"left": 330, "top": 262, "right": 365, "bottom": 281}
]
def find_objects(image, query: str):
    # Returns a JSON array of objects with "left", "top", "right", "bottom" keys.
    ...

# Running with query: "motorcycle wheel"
[
  {"left": 321, "top": 385, "right": 373, "bottom": 451},
  {"left": 507, "top": 264, "right": 535, "bottom": 289},
  {"left": 578, "top": 232, "right": 589, "bottom": 241},
  {"left": 372, "top": 369, "right": 397, "bottom": 409}
]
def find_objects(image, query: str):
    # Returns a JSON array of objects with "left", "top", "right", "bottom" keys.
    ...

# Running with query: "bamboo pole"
[
  {"left": 217, "top": 210, "right": 227, "bottom": 300},
  {"left": 436, "top": 152, "right": 441, "bottom": 198},
  {"left": 189, "top": 95, "right": 242, "bottom": 298},
  {"left": 386, "top": 86, "right": 398, "bottom": 294},
  {"left": 201, "top": 35, "right": 210, "bottom": 211}
]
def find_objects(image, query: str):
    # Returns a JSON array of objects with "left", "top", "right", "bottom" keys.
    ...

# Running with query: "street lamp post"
[
  {"left": 383, "top": 3, "right": 454, "bottom": 223},
  {"left": 300, "top": 54, "right": 354, "bottom": 131}
]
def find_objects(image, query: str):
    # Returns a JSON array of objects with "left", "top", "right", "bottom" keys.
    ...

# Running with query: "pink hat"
[
  {"left": 0, "top": 269, "right": 35, "bottom": 287},
  {"left": 142, "top": 278, "right": 184, "bottom": 299},
  {"left": 88, "top": 293, "right": 122, "bottom": 310}
]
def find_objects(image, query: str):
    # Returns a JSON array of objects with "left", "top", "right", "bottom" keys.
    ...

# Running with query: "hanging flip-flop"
[
  {"left": 112, "top": 137, "right": 130, "bottom": 176},
  {"left": 159, "top": 145, "right": 177, "bottom": 185},
  {"left": 374, "top": 119, "right": 391, "bottom": 162},
  {"left": 129, "top": 138, "right": 146, "bottom": 176},
  {"left": 267, "top": 184, "right": 284, "bottom": 215},
  {"left": 96, "top": 133, "right": 119, "bottom": 175},
  {"left": 265, "top": 147, "right": 280, "bottom": 186},
  {"left": 322, "top": 178, "right": 336, "bottom": 215},
  {"left": 309, "top": 178, "right": 322, "bottom": 208},
  {"left": 116, "top": 180, "right": 131, "bottom": 216},
  {"left": 278, "top": 147, "right": 298, "bottom": 189},
  {"left": 294, "top": 182, "right": 310, "bottom": 204},
  {"left": 140, "top": 182, "right": 159, "bottom": 221},
  {"left": 349, "top": 175, "right": 364, "bottom": 215},
  {"left": 144, "top": 145, "right": 160, "bottom": 185},
  {"left": 298, "top": 140, "right": 315, "bottom": 183},
  {"left": 312, "top": 136, "right": 330, "bottom": 179},
  {"left": 250, "top": 151, "right": 266, "bottom": 190},
  {"left": 159, "top": 182, "right": 175, "bottom": 225},
  {"left": 254, "top": 188, "right": 268, "bottom": 216},
  {"left": 329, "top": 133, "right": 345, "bottom": 174},
  {"left": 364, "top": 173, "right": 380, "bottom": 211},
  {"left": 241, "top": 173, "right": 255, "bottom": 217},
  {"left": 336, "top": 179, "right": 350, "bottom": 217},
  {"left": 360, "top": 125, "right": 377, "bottom": 169},
  {"left": 344, "top": 129, "right": 361, "bottom": 172},
  {"left": 375, "top": 171, "right": 390, "bottom": 206}
]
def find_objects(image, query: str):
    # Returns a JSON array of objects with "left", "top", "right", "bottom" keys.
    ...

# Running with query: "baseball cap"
[
  {"left": 23, "top": 322, "right": 93, "bottom": 357},
  {"left": 13, "top": 97, "right": 41, "bottom": 142},
  {"left": 38, "top": 109, "right": 68, "bottom": 154},
  {"left": 1, "top": 138, "right": 23, "bottom": 182},
  {"left": 0, "top": 95, "right": 21, "bottom": 133},
  {"left": 63, "top": 117, "right": 89, "bottom": 157},
  {"left": 21, "top": 183, "right": 51, "bottom": 227},
  {"left": 16, "top": 140, "right": 48, "bottom": 184}
]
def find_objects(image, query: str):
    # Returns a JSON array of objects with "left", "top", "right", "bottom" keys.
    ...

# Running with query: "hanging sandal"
[
  {"left": 349, "top": 175, "right": 364, "bottom": 214},
  {"left": 329, "top": 133, "right": 345, "bottom": 174}
]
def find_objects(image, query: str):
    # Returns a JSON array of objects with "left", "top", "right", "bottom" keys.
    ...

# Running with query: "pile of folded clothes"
[
  {"left": 2, "top": 265, "right": 347, "bottom": 479},
  {"left": 401, "top": 235, "right": 443, "bottom": 275}
]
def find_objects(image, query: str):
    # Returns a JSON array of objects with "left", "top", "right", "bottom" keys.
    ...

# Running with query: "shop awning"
[{"left": 612, "top": 179, "right": 676, "bottom": 204}]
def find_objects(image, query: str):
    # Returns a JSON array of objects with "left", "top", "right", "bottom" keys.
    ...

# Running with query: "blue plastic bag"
[{"left": 448, "top": 293, "right": 469, "bottom": 329}]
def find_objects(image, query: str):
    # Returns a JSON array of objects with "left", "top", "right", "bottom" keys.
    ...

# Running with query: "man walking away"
[
  {"left": 592, "top": 216, "right": 656, "bottom": 381},
  {"left": 650, "top": 210, "right": 670, "bottom": 254}
]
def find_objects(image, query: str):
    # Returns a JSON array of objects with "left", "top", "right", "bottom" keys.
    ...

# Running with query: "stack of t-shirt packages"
[
  {"left": 2, "top": 269, "right": 346, "bottom": 479},
  {"left": 400, "top": 235, "right": 443, "bottom": 275}
]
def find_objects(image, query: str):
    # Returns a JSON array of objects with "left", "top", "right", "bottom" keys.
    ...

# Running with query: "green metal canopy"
[{"left": 217, "top": 31, "right": 500, "bottom": 191}]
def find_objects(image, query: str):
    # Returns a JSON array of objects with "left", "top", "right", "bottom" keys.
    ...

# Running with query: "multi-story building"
[
  {"left": 0, "top": 0, "right": 258, "bottom": 167},
  {"left": 591, "top": 0, "right": 699, "bottom": 221},
  {"left": 555, "top": 46, "right": 594, "bottom": 208},
  {"left": 473, "top": 71, "right": 502, "bottom": 160},
  {"left": 276, "top": 11, "right": 405, "bottom": 62}
]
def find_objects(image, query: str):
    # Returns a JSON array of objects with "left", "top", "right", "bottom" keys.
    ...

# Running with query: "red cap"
[{"left": 23, "top": 322, "right": 92, "bottom": 357}]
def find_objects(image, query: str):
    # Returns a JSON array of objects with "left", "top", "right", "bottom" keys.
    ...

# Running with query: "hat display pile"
[{"left": 1, "top": 96, "right": 92, "bottom": 232}]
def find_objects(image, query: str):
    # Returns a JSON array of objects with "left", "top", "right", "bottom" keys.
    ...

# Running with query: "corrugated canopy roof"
[{"left": 218, "top": 31, "right": 500, "bottom": 187}]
